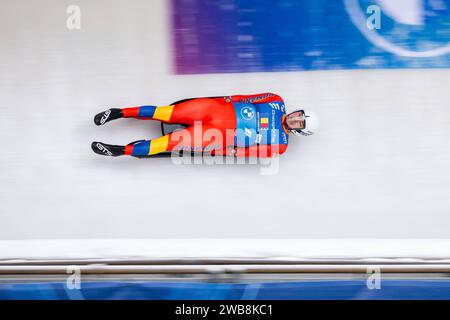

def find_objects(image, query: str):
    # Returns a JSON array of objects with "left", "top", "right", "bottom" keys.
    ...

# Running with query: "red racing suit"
[{"left": 122, "top": 93, "right": 289, "bottom": 158}]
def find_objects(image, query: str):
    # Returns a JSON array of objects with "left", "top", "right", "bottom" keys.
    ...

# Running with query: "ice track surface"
[{"left": 1, "top": 0, "right": 450, "bottom": 240}]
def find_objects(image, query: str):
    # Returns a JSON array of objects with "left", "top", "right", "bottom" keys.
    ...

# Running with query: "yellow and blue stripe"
[
  {"left": 130, "top": 135, "right": 170, "bottom": 156},
  {"left": 136, "top": 105, "right": 174, "bottom": 121}
]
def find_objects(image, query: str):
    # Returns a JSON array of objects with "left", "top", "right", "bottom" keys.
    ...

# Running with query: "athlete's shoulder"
[{"left": 229, "top": 92, "right": 284, "bottom": 104}]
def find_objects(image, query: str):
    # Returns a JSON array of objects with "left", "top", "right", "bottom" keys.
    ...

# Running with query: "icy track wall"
[{"left": 0, "top": 0, "right": 449, "bottom": 240}]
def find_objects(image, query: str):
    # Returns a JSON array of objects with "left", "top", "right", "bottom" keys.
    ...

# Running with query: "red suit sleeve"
[{"left": 230, "top": 92, "right": 284, "bottom": 104}]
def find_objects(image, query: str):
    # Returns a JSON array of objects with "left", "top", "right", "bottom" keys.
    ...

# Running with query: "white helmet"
[{"left": 286, "top": 109, "right": 319, "bottom": 136}]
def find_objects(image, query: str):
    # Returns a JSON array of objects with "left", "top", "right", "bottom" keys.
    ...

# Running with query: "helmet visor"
[{"left": 286, "top": 111, "right": 306, "bottom": 131}]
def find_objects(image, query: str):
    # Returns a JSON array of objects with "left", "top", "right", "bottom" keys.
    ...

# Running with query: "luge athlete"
[{"left": 92, "top": 93, "right": 318, "bottom": 158}]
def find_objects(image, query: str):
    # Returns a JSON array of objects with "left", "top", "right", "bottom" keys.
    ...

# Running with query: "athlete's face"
[{"left": 286, "top": 111, "right": 306, "bottom": 130}]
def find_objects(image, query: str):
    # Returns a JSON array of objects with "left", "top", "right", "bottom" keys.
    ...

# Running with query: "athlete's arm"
[{"left": 230, "top": 92, "right": 284, "bottom": 104}]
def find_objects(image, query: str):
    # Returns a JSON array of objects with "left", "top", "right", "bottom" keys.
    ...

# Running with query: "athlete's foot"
[
  {"left": 94, "top": 108, "right": 123, "bottom": 126},
  {"left": 91, "top": 141, "right": 125, "bottom": 157}
]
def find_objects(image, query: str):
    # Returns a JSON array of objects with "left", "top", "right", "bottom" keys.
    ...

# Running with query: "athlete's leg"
[
  {"left": 123, "top": 97, "right": 228, "bottom": 125},
  {"left": 94, "top": 105, "right": 174, "bottom": 126},
  {"left": 124, "top": 134, "right": 172, "bottom": 157},
  {"left": 94, "top": 97, "right": 230, "bottom": 126},
  {"left": 91, "top": 137, "right": 171, "bottom": 157},
  {"left": 92, "top": 123, "right": 225, "bottom": 157},
  {"left": 121, "top": 105, "right": 174, "bottom": 122}
]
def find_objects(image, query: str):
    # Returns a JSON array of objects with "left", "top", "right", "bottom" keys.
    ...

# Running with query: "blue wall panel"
[{"left": 172, "top": 0, "right": 450, "bottom": 73}]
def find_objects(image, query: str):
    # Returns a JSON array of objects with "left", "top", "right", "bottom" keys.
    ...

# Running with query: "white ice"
[{"left": 0, "top": 0, "right": 449, "bottom": 243}]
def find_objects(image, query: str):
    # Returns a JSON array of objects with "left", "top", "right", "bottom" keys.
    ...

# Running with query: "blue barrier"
[
  {"left": 172, "top": 0, "right": 450, "bottom": 73},
  {"left": 1, "top": 280, "right": 450, "bottom": 300}
]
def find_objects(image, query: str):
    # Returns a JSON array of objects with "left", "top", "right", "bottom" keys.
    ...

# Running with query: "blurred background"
[{"left": 0, "top": 0, "right": 449, "bottom": 299}]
